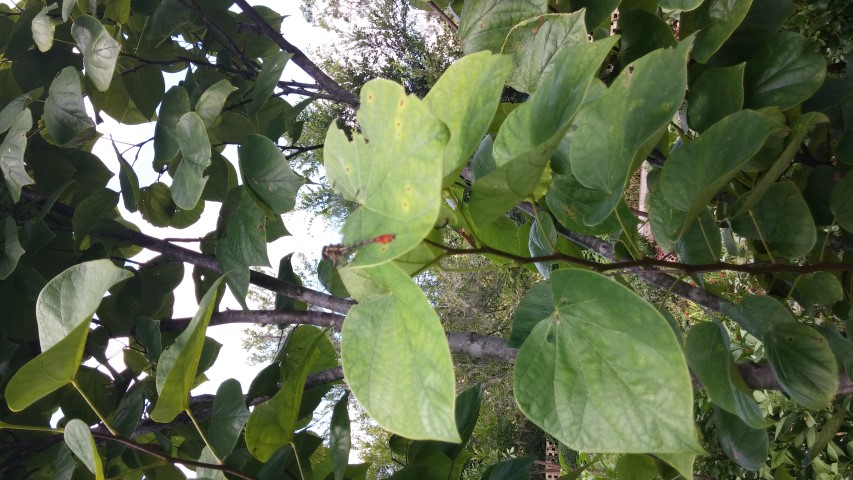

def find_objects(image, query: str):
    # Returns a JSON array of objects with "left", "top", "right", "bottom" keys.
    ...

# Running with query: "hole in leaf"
[{"left": 546, "top": 333, "right": 555, "bottom": 343}]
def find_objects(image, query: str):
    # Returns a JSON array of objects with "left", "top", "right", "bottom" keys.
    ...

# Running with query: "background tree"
[{"left": 0, "top": 0, "right": 852, "bottom": 479}]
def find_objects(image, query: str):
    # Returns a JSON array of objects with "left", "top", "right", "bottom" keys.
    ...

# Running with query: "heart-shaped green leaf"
[
  {"left": 714, "top": 406, "right": 768, "bottom": 471},
  {"left": 514, "top": 269, "right": 700, "bottom": 453},
  {"left": 251, "top": 52, "right": 292, "bottom": 115},
  {"left": 151, "top": 276, "right": 224, "bottom": 422},
  {"left": 0, "top": 108, "right": 34, "bottom": 202},
  {"left": 239, "top": 134, "right": 304, "bottom": 215},
  {"left": 208, "top": 378, "right": 250, "bottom": 458},
  {"left": 570, "top": 39, "right": 692, "bottom": 226},
  {"left": 457, "top": 0, "right": 547, "bottom": 55},
  {"left": 764, "top": 322, "right": 838, "bottom": 409},
  {"left": 5, "top": 260, "right": 130, "bottom": 411},
  {"left": 324, "top": 80, "right": 447, "bottom": 268},
  {"left": 501, "top": 12, "right": 587, "bottom": 94},
  {"left": 44, "top": 67, "right": 96, "bottom": 147},
  {"left": 31, "top": 3, "right": 58, "bottom": 52},
  {"left": 730, "top": 182, "right": 816, "bottom": 259},
  {"left": 681, "top": 0, "right": 753, "bottom": 63},
  {"left": 71, "top": 15, "right": 120, "bottom": 92},
  {"left": 340, "top": 262, "right": 459, "bottom": 442},
  {"left": 744, "top": 32, "right": 826, "bottom": 110},
  {"left": 687, "top": 63, "right": 745, "bottom": 133}
]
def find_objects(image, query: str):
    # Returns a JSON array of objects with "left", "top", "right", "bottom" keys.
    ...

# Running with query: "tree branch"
[
  {"left": 232, "top": 0, "right": 360, "bottom": 107},
  {"left": 426, "top": 1, "right": 458, "bottom": 32}
]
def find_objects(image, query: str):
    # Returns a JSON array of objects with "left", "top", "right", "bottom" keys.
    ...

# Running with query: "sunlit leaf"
[
  {"left": 31, "top": 3, "right": 58, "bottom": 53},
  {"left": 514, "top": 270, "right": 700, "bottom": 453},
  {"left": 340, "top": 262, "right": 459, "bottom": 442},
  {"left": 151, "top": 276, "right": 223, "bottom": 422},
  {"left": 325, "top": 80, "right": 447, "bottom": 268},
  {"left": 64, "top": 418, "right": 105, "bottom": 479},
  {"left": 71, "top": 15, "right": 120, "bottom": 92}
]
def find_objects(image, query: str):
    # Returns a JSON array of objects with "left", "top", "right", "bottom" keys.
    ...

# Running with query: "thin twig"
[{"left": 426, "top": 1, "right": 458, "bottom": 31}]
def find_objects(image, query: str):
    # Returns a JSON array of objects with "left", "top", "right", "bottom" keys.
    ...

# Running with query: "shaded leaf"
[
  {"left": 64, "top": 418, "right": 105, "bottom": 479},
  {"left": 764, "top": 322, "right": 838, "bottom": 409},
  {"left": 730, "top": 182, "right": 816, "bottom": 259},
  {"left": 831, "top": 170, "right": 853, "bottom": 234},
  {"left": 44, "top": 67, "right": 96, "bottom": 147},
  {"left": 71, "top": 188, "right": 119, "bottom": 248},
  {"left": 153, "top": 86, "right": 190, "bottom": 168},
  {"left": 0, "top": 216, "right": 25, "bottom": 280},
  {"left": 0, "top": 108, "right": 34, "bottom": 202},
  {"left": 744, "top": 32, "right": 826, "bottom": 110},
  {"left": 172, "top": 112, "right": 211, "bottom": 210},
  {"left": 239, "top": 134, "right": 304, "bottom": 215},
  {"left": 457, "top": 0, "right": 547, "bottom": 55},
  {"left": 209, "top": 378, "right": 250, "bottom": 458},
  {"left": 714, "top": 405, "right": 768, "bottom": 471},
  {"left": 250, "top": 52, "right": 292, "bottom": 115},
  {"left": 687, "top": 63, "right": 745, "bottom": 132},
  {"left": 330, "top": 392, "right": 351, "bottom": 480},
  {"left": 681, "top": 0, "right": 752, "bottom": 63},
  {"left": 195, "top": 79, "right": 237, "bottom": 127}
]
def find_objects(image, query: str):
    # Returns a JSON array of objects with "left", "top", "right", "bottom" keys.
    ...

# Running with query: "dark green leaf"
[
  {"left": 0, "top": 216, "right": 25, "bottom": 280},
  {"left": 318, "top": 258, "right": 349, "bottom": 298},
  {"left": 114, "top": 142, "right": 140, "bottom": 213},
  {"left": 239, "top": 134, "right": 304, "bottom": 215},
  {"left": 72, "top": 189, "right": 119, "bottom": 248},
  {"left": 275, "top": 254, "right": 307, "bottom": 312},
  {"left": 614, "top": 454, "right": 657, "bottom": 480},
  {"left": 172, "top": 112, "right": 211, "bottom": 210},
  {"left": 480, "top": 456, "right": 534, "bottom": 479},
  {"left": 714, "top": 405, "right": 768, "bottom": 471},
  {"left": 216, "top": 187, "right": 270, "bottom": 303},
  {"left": 764, "top": 322, "right": 838, "bottom": 409},
  {"left": 154, "top": 86, "right": 190, "bottom": 168},
  {"left": 722, "top": 295, "right": 796, "bottom": 338},
  {"left": 250, "top": 52, "right": 292, "bottom": 115},
  {"left": 123, "top": 65, "right": 165, "bottom": 120},
  {"left": 617, "top": 9, "right": 677, "bottom": 70},
  {"left": 675, "top": 208, "right": 722, "bottom": 265},
  {"left": 831, "top": 170, "right": 853, "bottom": 234},
  {"left": 744, "top": 32, "right": 826, "bottom": 110},
  {"left": 44, "top": 67, "right": 96, "bottom": 147},
  {"left": 209, "top": 378, "right": 250, "bottom": 458},
  {"left": 730, "top": 182, "right": 816, "bottom": 259},
  {"left": 687, "top": 63, "right": 745, "bottom": 132},
  {"left": 330, "top": 392, "right": 351, "bottom": 480},
  {"left": 681, "top": 0, "right": 753, "bottom": 63},
  {"left": 508, "top": 281, "right": 553, "bottom": 348}
]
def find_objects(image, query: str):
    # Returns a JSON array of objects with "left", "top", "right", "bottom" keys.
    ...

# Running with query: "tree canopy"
[{"left": 0, "top": 0, "right": 852, "bottom": 479}]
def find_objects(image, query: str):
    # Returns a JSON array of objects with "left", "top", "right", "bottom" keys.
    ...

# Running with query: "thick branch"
[{"left": 232, "top": 0, "right": 360, "bottom": 107}]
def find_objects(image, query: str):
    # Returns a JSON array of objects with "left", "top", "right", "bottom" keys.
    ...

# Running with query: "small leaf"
[
  {"left": 457, "top": 0, "right": 547, "bottom": 55},
  {"left": 31, "top": 3, "right": 58, "bottom": 52},
  {"left": 275, "top": 254, "right": 307, "bottom": 312},
  {"left": 114, "top": 142, "right": 140, "bottom": 213},
  {"left": 64, "top": 418, "right": 105, "bottom": 480},
  {"left": 209, "top": 378, "right": 250, "bottom": 458},
  {"left": 239, "top": 134, "right": 304, "bottom": 215},
  {"left": 195, "top": 79, "right": 237, "bottom": 127},
  {"left": 71, "top": 188, "right": 119, "bottom": 248},
  {"left": 340, "top": 262, "right": 459, "bottom": 442},
  {"left": 0, "top": 216, "right": 25, "bottom": 280},
  {"left": 44, "top": 67, "right": 97, "bottom": 147},
  {"left": 251, "top": 52, "right": 292, "bottom": 115},
  {"left": 528, "top": 213, "right": 557, "bottom": 278},
  {"left": 764, "top": 322, "right": 838, "bottom": 409},
  {"left": 71, "top": 15, "right": 120, "bottom": 92},
  {"left": 62, "top": 0, "right": 75, "bottom": 21},
  {"left": 172, "top": 112, "right": 212, "bottom": 210},
  {"left": 330, "top": 392, "right": 351, "bottom": 480},
  {"left": 151, "top": 276, "right": 224, "bottom": 422},
  {"left": 714, "top": 406, "right": 768, "bottom": 471},
  {"left": 513, "top": 269, "right": 700, "bottom": 453}
]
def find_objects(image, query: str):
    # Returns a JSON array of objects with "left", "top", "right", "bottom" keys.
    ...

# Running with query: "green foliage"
[{"left": 0, "top": 0, "right": 851, "bottom": 479}]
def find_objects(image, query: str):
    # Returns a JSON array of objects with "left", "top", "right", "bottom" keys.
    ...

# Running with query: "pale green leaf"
[
  {"left": 195, "top": 79, "right": 237, "bottom": 127},
  {"left": 71, "top": 15, "right": 120, "bottom": 92},
  {"left": 340, "top": 262, "right": 459, "bottom": 442},
  {"left": 457, "top": 0, "right": 547, "bottom": 55},
  {"left": 31, "top": 3, "right": 58, "bottom": 52},
  {"left": 251, "top": 52, "right": 292, "bottom": 115},
  {"left": 0, "top": 95, "right": 27, "bottom": 134},
  {"left": 172, "top": 112, "right": 211, "bottom": 210},
  {"left": 239, "top": 134, "right": 304, "bottom": 215},
  {"left": 196, "top": 447, "right": 226, "bottom": 480},
  {"left": 513, "top": 270, "right": 700, "bottom": 453},
  {"left": 423, "top": 51, "right": 513, "bottom": 181},
  {"left": 64, "top": 418, "right": 105, "bottom": 480},
  {"left": 501, "top": 12, "right": 588, "bottom": 94},
  {"left": 151, "top": 276, "right": 224, "bottom": 422},
  {"left": 324, "top": 80, "right": 447, "bottom": 268},
  {"left": 62, "top": 0, "right": 74, "bottom": 21},
  {"left": 570, "top": 39, "right": 692, "bottom": 226},
  {"left": 0, "top": 108, "right": 34, "bottom": 202},
  {"left": 44, "top": 67, "right": 96, "bottom": 147}
]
